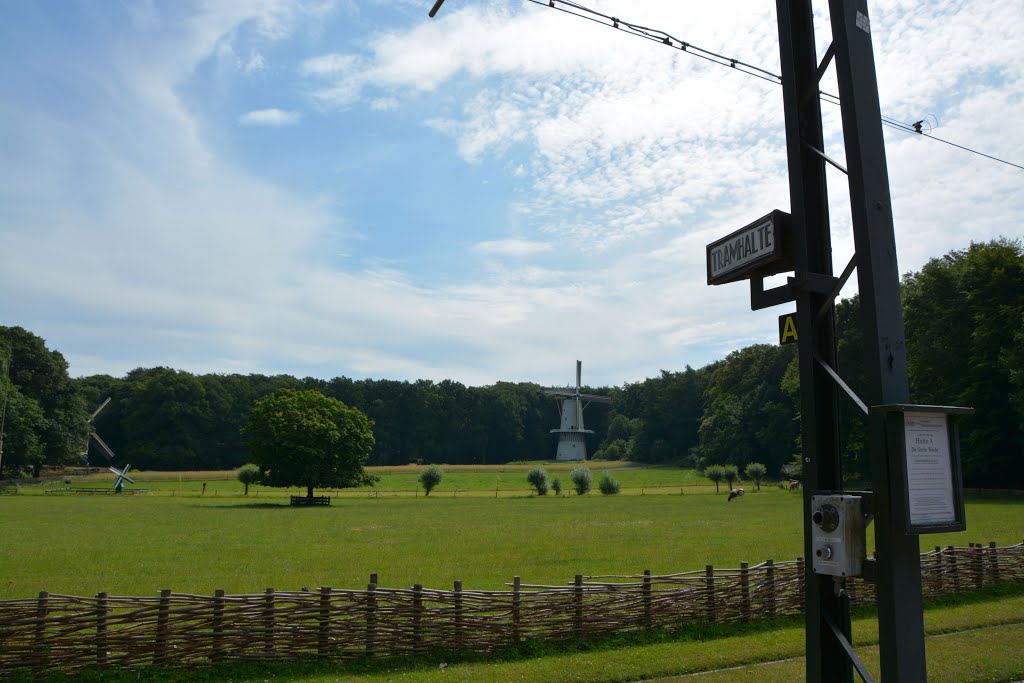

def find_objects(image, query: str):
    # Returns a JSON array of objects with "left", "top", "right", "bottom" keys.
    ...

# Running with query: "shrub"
[
  {"left": 704, "top": 464, "right": 726, "bottom": 493},
  {"left": 744, "top": 462, "right": 768, "bottom": 492},
  {"left": 598, "top": 472, "right": 620, "bottom": 495},
  {"left": 237, "top": 463, "right": 261, "bottom": 495},
  {"left": 527, "top": 467, "right": 549, "bottom": 496},
  {"left": 418, "top": 465, "right": 444, "bottom": 496},
  {"left": 570, "top": 467, "right": 592, "bottom": 495},
  {"left": 720, "top": 464, "right": 737, "bottom": 491},
  {"left": 597, "top": 442, "right": 621, "bottom": 461},
  {"left": 551, "top": 477, "right": 562, "bottom": 496}
]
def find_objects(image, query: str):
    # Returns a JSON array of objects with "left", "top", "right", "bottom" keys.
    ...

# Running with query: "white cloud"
[
  {"left": 300, "top": 52, "right": 360, "bottom": 76},
  {"left": 238, "top": 108, "right": 303, "bottom": 126},
  {"left": 473, "top": 239, "right": 553, "bottom": 257}
]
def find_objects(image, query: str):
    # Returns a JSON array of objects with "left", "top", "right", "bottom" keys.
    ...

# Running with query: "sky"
[{"left": 1, "top": 0, "right": 1021, "bottom": 389}]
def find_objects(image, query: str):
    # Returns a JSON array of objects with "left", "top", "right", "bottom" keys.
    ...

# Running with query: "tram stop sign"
[{"left": 706, "top": 210, "right": 793, "bottom": 286}]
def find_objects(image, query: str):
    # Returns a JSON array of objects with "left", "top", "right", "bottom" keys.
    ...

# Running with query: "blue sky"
[{"left": 1, "top": 0, "right": 1021, "bottom": 388}]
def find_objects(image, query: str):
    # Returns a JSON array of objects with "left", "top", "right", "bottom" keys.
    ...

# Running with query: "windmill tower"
[{"left": 544, "top": 361, "right": 611, "bottom": 461}]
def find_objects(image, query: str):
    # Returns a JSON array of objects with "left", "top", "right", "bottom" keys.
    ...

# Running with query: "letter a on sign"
[{"left": 779, "top": 313, "right": 798, "bottom": 345}]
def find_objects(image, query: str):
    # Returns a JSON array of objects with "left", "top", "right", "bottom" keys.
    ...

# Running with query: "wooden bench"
[{"left": 290, "top": 495, "right": 331, "bottom": 506}]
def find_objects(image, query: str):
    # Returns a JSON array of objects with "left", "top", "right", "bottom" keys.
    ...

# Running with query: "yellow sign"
[{"left": 779, "top": 313, "right": 798, "bottom": 345}]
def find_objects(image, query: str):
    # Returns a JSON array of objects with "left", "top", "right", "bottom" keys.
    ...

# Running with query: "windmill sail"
[{"left": 85, "top": 398, "right": 116, "bottom": 462}]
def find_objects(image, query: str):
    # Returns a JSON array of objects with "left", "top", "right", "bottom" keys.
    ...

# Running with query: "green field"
[{"left": 0, "top": 468, "right": 1021, "bottom": 599}]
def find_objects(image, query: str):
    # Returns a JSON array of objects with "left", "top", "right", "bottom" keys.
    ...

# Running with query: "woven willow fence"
[{"left": 1, "top": 542, "right": 1021, "bottom": 677}]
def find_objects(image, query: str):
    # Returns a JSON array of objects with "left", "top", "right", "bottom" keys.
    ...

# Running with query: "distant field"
[{"left": 0, "top": 472, "right": 1020, "bottom": 599}]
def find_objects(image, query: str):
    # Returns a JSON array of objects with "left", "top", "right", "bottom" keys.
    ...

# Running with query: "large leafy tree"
[
  {"left": 0, "top": 327, "right": 88, "bottom": 476},
  {"left": 903, "top": 238, "right": 1024, "bottom": 487},
  {"left": 242, "top": 389, "right": 377, "bottom": 500},
  {"left": 698, "top": 344, "right": 797, "bottom": 473},
  {"left": 120, "top": 367, "right": 213, "bottom": 470},
  {"left": 614, "top": 366, "right": 707, "bottom": 463}
]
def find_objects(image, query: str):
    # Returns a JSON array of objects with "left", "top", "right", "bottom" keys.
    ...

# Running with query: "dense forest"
[{"left": 1, "top": 239, "right": 1022, "bottom": 487}]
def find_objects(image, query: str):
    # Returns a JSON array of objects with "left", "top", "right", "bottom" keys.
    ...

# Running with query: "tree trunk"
[
  {"left": 244, "top": 483, "right": 249, "bottom": 495},
  {"left": 307, "top": 484, "right": 314, "bottom": 500}
]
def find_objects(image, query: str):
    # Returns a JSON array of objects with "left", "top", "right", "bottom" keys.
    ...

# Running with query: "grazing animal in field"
[
  {"left": 788, "top": 480, "right": 801, "bottom": 491},
  {"left": 727, "top": 487, "right": 745, "bottom": 502}
]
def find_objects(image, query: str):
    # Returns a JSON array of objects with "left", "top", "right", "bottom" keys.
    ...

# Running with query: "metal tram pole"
[
  {"left": 828, "top": 0, "right": 926, "bottom": 679},
  {"left": 775, "top": 2, "right": 850, "bottom": 681}
]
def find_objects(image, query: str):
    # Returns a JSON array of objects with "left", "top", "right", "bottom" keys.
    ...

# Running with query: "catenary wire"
[{"left": 519, "top": 0, "right": 1024, "bottom": 171}]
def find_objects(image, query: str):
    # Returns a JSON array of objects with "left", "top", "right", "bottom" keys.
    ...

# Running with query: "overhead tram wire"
[
  {"left": 525, "top": 0, "right": 783, "bottom": 85},
  {"left": 441, "top": 0, "right": 1023, "bottom": 172}
]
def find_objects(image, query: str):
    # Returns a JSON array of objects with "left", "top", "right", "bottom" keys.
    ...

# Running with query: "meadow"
[
  {"left": 57, "top": 461, "right": 710, "bottom": 496},
  {"left": 1, "top": 464, "right": 1021, "bottom": 599}
]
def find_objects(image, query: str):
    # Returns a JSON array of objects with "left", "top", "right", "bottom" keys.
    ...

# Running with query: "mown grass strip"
[{"left": 650, "top": 623, "right": 1024, "bottom": 682}]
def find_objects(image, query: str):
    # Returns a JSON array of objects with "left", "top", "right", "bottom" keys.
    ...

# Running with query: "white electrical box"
[{"left": 810, "top": 494, "right": 866, "bottom": 577}]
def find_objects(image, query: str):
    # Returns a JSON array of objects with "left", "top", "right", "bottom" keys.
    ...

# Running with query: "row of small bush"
[
  {"left": 414, "top": 465, "right": 620, "bottom": 496},
  {"left": 701, "top": 462, "right": 768, "bottom": 493},
  {"left": 526, "top": 466, "right": 619, "bottom": 496}
]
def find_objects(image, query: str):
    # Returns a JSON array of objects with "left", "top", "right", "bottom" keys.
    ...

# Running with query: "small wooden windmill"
[{"left": 544, "top": 361, "right": 611, "bottom": 461}]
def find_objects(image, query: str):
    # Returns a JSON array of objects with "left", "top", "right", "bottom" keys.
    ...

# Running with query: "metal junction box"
[{"left": 810, "top": 494, "right": 866, "bottom": 578}]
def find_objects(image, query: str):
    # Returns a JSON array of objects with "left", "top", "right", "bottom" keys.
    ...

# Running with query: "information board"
[{"left": 903, "top": 411, "right": 956, "bottom": 527}]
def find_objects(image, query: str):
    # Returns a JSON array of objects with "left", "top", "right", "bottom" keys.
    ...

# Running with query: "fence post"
[
  {"left": 573, "top": 574, "right": 584, "bottom": 639},
  {"left": 974, "top": 543, "right": 985, "bottom": 589},
  {"left": 366, "top": 581, "right": 378, "bottom": 655},
  {"left": 794, "top": 557, "right": 802, "bottom": 610},
  {"left": 705, "top": 565, "right": 716, "bottom": 622},
  {"left": 454, "top": 580, "right": 464, "bottom": 651},
  {"left": 947, "top": 545, "right": 959, "bottom": 592},
  {"left": 155, "top": 589, "right": 171, "bottom": 664},
  {"left": 263, "top": 588, "right": 275, "bottom": 656},
  {"left": 642, "top": 569, "right": 652, "bottom": 629},
  {"left": 988, "top": 541, "right": 1000, "bottom": 584},
  {"left": 512, "top": 576, "right": 522, "bottom": 643},
  {"left": 934, "top": 547, "right": 943, "bottom": 594},
  {"left": 412, "top": 583, "right": 423, "bottom": 650},
  {"left": 318, "top": 586, "right": 332, "bottom": 656},
  {"left": 765, "top": 560, "right": 776, "bottom": 619},
  {"left": 212, "top": 589, "right": 225, "bottom": 663},
  {"left": 34, "top": 591, "right": 49, "bottom": 676},
  {"left": 739, "top": 562, "right": 751, "bottom": 622},
  {"left": 96, "top": 592, "right": 108, "bottom": 667}
]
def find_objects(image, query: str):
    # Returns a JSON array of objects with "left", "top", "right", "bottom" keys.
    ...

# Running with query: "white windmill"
[
  {"left": 84, "top": 398, "right": 117, "bottom": 463},
  {"left": 544, "top": 361, "right": 611, "bottom": 461}
]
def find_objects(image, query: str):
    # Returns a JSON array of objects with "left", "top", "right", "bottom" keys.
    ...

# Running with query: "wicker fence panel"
[{"left": 1, "top": 541, "right": 1020, "bottom": 678}]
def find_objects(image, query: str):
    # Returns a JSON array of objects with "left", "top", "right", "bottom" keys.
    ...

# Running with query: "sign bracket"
[
  {"left": 788, "top": 272, "right": 839, "bottom": 294},
  {"left": 750, "top": 276, "right": 795, "bottom": 310}
]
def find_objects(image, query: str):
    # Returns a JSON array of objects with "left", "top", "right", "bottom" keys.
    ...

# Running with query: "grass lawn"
[{"left": 0, "top": 481, "right": 1020, "bottom": 598}]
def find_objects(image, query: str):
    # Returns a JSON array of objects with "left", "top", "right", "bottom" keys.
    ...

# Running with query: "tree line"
[{"left": 1, "top": 239, "right": 1021, "bottom": 488}]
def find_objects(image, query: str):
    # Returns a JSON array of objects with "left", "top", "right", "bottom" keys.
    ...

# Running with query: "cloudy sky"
[{"left": 1, "top": 0, "right": 1021, "bottom": 388}]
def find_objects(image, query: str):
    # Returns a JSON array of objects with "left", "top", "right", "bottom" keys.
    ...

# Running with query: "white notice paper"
[{"left": 904, "top": 411, "right": 956, "bottom": 526}]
